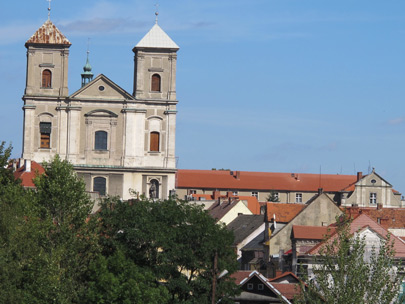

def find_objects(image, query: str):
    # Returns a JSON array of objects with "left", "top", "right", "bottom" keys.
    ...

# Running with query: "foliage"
[
  {"left": 266, "top": 190, "right": 279, "bottom": 202},
  {"left": 296, "top": 216, "right": 403, "bottom": 304},
  {"left": 0, "top": 148, "right": 239, "bottom": 303},
  {"left": 96, "top": 197, "right": 240, "bottom": 304}
]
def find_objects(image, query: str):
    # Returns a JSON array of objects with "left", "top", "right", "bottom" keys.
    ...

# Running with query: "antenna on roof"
[
  {"left": 155, "top": 2, "right": 159, "bottom": 24},
  {"left": 46, "top": 0, "right": 52, "bottom": 20},
  {"left": 319, "top": 165, "right": 322, "bottom": 189}
]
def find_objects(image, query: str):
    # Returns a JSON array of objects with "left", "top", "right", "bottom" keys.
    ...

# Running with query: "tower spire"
[
  {"left": 155, "top": 3, "right": 159, "bottom": 24},
  {"left": 81, "top": 38, "right": 94, "bottom": 87},
  {"left": 46, "top": 0, "right": 52, "bottom": 20}
]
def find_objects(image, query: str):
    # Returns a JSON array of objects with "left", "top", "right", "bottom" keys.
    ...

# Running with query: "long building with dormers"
[{"left": 21, "top": 18, "right": 179, "bottom": 200}]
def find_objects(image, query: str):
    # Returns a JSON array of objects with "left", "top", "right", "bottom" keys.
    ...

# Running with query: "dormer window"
[
  {"left": 42, "top": 69, "right": 52, "bottom": 88},
  {"left": 151, "top": 74, "right": 161, "bottom": 92}
]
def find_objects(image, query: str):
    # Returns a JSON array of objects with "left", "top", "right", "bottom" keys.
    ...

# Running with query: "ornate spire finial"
[
  {"left": 46, "top": 0, "right": 52, "bottom": 20},
  {"left": 155, "top": 3, "right": 159, "bottom": 24}
]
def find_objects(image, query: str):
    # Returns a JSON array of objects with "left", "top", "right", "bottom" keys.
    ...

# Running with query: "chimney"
[
  {"left": 18, "top": 158, "right": 24, "bottom": 169},
  {"left": 12, "top": 160, "right": 17, "bottom": 171},
  {"left": 213, "top": 190, "right": 221, "bottom": 200},
  {"left": 357, "top": 172, "right": 363, "bottom": 181},
  {"left": 226, "top": 191, "right": 233, "bottom": 198},
  {"left": 24, "top": 159, "right": 31, "bottom": 173},
  {"left": 318, "top": 188, "right": 323, "bottom": 194}
]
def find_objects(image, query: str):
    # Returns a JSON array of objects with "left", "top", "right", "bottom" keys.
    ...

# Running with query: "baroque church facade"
[{"left": 21, "top": 18, "right": 179, "bottom": 200}]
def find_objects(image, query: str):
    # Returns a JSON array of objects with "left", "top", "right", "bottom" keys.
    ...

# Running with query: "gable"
[
  {"left": 70, "top": 74, "right": 134, "bottom": 101},
  {"left": 269, "top": 193, "right": 342, "bottom": 255}
]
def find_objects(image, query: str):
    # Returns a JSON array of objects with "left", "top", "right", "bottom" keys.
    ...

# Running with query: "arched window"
[
  {"left": 42, "top": 69, "right": 52, "bottom": 88},
  {"left": 93, "top": 177, "right": 106, "bottom": 196},
  {"left": 150, "top": 132, "right": 160, "bottom": 152},
  {"left": 151, "top": 74, "right": 161, "bottom": 92},
  {"left": 149, "top": 179, "right": 159, "bottom": 199},
  {"left": 95, "top": 131, "right": 107, "bottom": 150}
]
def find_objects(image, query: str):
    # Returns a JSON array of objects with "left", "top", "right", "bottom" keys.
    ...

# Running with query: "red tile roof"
[
  {"left": 344, "top": 207, "right": 405, "bottom": 229},
  {"left": 292, "top": 225, "right": 336, "bottom": 240},
  {"left": 307, "top": 214, "right": 405, "bottom": 257},
  {"left": 270, "top": 283, "right": 302, "bottom": 300},
  {"left": 230, "top": 271, "right": 252, "bottom": 285},
  {"left": 13, "top": 161, "right": 45, "bottom": 188},
  {"left": 177, "top": 169, "right": 357, "bottom": 192},
  {"left": 267, "top": 202, "right": 306, "bottom": 223},
  {"left": 268, "top": 271, "right": 301, "bottom": 283},
  {"left": 26, "top": 20, "right": 71, "bottom": 46},
  {"left": 191, "top": 193, "right": 261, "bottom": 215}
]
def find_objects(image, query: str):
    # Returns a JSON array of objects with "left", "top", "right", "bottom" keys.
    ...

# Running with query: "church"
[{"left": 21, "top": 15, "right": 179, "bottom": 200}]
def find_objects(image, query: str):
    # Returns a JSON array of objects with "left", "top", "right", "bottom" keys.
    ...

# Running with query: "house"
[
  {"left": 207, "top": 198, "right": 253, "bottom": 225},
  {"left": 227, "top": 214, "right": 265, "bottom": 261},
  {"left": 176, "top": 169, "right": 361, "bottom": 203},
  {"left": 12, "top": 159, "right": 45, "bottom": 188},
  {"left": 176, "top": 169, "right": 404, "bottom": 208},
  {"left": 21, "top": 16, "right": 179, "bottom": 200},
  {"left": 267, "top": 191, "right": 342, "bottom": 257},
  {"left": 231, "top": 270, "right": 293, "bottom": 304},
  {"left": 340, "top": 169, "right": 402, "bottom": 208},
  {"left": 296, "top": 213, "right": 405, "bottom": 279}
]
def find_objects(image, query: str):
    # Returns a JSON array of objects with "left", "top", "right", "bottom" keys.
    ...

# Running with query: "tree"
[
  {"left": 95, "top": 197, "right": 240, "bottom": 304},
  {"left": 266, "top": 190, "right": 279, "bottom": 202},
  {"left": 296, "top": 216, "right": 403, "bottom": 304}
]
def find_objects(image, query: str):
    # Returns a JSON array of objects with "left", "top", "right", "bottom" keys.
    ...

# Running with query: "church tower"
[
  {"left": 21, "top": 12, "right": 179, "bottom": 200},
  {"left": 22, "top": 19, "right": 71, "bottom": 161}
]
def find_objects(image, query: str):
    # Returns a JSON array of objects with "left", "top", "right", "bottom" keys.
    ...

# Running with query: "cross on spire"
[
  {"left": 155, "top": 2, "right": 159, "bottom": 24},
  {"left": 46, "top": 0, "right": 52, "bottom": 20}
]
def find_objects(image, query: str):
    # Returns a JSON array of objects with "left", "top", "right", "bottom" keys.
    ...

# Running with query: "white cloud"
[{"left": 387, "top": 117, "right": 405, "bottom": 125}]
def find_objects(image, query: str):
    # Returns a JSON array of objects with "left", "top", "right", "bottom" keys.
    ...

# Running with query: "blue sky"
[{"left": 1, "top": 0, "right": 405, "bottom": 194}]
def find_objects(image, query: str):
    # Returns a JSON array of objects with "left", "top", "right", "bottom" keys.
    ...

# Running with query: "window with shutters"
[
  {"left": 42, "top": 69, "right": 52, "bottom": 88},
  {"left": 150, "top": 132, "right": 160, "bottom": 152},
  {"left": 93, "top": 177, "right": 106, "bottom": 196},
  {"left": 95, "top": 131, "right": 108, "bottom": 150},
  {"left": 40, "top": 122, "right": 51, "bottom": 148},
  {"left": 151, "top": 74, "right": 161, "bottom": 92}
]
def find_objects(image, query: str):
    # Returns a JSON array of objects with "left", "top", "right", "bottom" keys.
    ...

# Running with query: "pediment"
[
  {"left": 356, "top": 170, "right": 392, "bottom": 188},
  {"left": 70, "top": 74, "right": 135, "bottom": 102}
]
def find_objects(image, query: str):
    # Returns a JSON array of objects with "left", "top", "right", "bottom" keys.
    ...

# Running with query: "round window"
[{"left": 99, "top": 85, "right": 105, "bottom": 91}]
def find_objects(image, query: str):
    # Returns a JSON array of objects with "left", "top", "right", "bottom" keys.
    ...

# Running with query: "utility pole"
[{"left": 211, "top": 251, "right": 218, "bottom": 304}]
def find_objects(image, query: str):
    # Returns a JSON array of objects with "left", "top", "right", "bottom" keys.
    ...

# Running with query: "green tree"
[
  {"left": 95, "top": 197, "right": 239, "bottom": 304},
  {"left": 266, "top": 190, "right": 279, "bottom": 202},
  {"left": 296, "top": 216, "right": 403, "bottom": 304}
]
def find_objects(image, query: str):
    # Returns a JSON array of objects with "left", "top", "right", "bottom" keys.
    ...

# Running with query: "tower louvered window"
[
  {"left": 150, "top": 132, "right": 160, "bottom": 152},
  {"left": 42, "top": 69, "right": 52, "bottom": 88},
  {"left": 151, "top": 74, "right": 161, "bottom": 92},
  {"left": 93, "top": 177, "right": 106, "bottom": 196},
  {"left": 40, "top": 122, "right": 51, "bottom": 148}
]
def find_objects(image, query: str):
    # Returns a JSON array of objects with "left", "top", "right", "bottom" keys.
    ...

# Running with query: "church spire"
[{"left": 81, "top": 41, "right": 93, "bottom": 87}]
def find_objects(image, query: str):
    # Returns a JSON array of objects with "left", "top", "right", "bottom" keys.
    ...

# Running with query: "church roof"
[
  {"left": 26, "top": 20, "right": 71, "bottom": 46},
  {"left": 135, "top": 23, "right": 179, "bottom": 49}
]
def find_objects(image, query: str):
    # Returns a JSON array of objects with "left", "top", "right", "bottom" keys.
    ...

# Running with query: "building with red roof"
[
  {"left": 12, "top": 159, "right": 45, "bottom": 188},
  {"left": 176, "top": 169, "right": 404, "bottom": 209}
]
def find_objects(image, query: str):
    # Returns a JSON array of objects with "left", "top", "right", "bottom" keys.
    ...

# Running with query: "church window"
[
  {"left": 370, "top": 192, "right": 377, "bottom": 204},
  {"left": 42, "top": 69, "right": 52, "bottom": 88},
  {"left": 150, "top": 132, "right": 160, "bottom": 152},
  {"left": 95, "top": 131, "right": 107, "bottom": 150},
  {"left": 93, "top": 177, "right": 106, "bottom": 196},
  {"left": 151, "top": 74, "right": 161, "bottom": 92},
  {"left": 39, "top": 122, "right": 51, "bottom": 148},
  {"left": 296, "top": 193, "right": 302, "bottom": 203}
]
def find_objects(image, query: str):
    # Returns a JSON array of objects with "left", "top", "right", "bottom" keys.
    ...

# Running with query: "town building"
[
  {"left": 21, "top": 17, "right": 179, "bottom": 200},
  {"left": 176, "top": 169, "right": 404, "bottom": 207}
]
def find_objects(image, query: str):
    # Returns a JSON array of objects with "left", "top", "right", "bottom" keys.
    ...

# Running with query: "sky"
[{"left": 1, "top": 0, "right": 405, "bottom": 194}]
